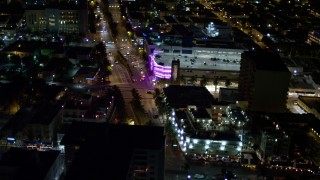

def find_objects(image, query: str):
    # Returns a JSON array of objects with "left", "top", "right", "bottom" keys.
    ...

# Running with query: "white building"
[{"left": 148, "top": 45, "right": 244, "bottom": 82}]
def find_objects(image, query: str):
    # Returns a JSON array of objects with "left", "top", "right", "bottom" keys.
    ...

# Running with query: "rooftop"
[
  {"left": 75, "top": 66, "right": 99, "bottom": 77},
  {"left": 1, "top": 102, "right": 62, "bottom": 136},
  {"left": 152, "top": 46, "right": 242, "bottom": 71},
  {"left": 163, "top": 85, "right": 216, "bottom": 108},
  {"left": 62, "top": 123, "right": 165, "bottom": 180},
  {"left": 28, "top": 102, "right": 62, "bottom": 125},
  {"left": 0, "top": 148, "right": 60, "bottom": 180},
  {"left": 242, "top": 51, "right": 289, "bottom": 72}
]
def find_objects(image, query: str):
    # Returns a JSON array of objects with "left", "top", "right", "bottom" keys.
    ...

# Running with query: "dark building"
[
  {"left": 61, "top": 123, "right": 165, "bottom": 180},
  {"left": 0, "top": 101, "right": 64, "bottom": 145},
  {"left": 0, "top": 148, "right": 63, "bottom": 180},
  {"left": 163, "top": 85, "right": 216, "bottom": 108},
  {"left": 238, "top": 51, "right": 290, "bottom": 113}
]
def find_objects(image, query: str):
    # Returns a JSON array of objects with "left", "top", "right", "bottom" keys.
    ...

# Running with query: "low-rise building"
[
  {"left": 61, "top": 123, "right": 165, "bottom": 180},
  {"left": 148, "top": 45, "right": 243, "bottom": 82},
  {"left": 306, "top": 30, "right": 320, "bottom": 45},
  {"left": 73, "top": 66, "right": 99, "bottom": 85},
  {"left": 164, "top": 85, "right": 244, "bottom": 159},
  {"left": 62, "top": 92, "right": 115, "bottom": 124},
  {"left": 0, "top": 101, "right": 64, "bottom": 146},
  {"left": 0, "top": 40, "right": 41, "bottom": 58},
  {"left": 0, "top": 147, "right": 63, "bottom": 180},
  {"left": 259, "top": 128, "right": 290, "bottom": 161}
]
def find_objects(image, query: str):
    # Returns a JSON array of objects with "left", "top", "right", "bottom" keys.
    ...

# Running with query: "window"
[
  {"left": 182, "top": 49, "right": 192, "bottom": 54},
  {"left": 173, "top": 49, "right": 180, "bottom": 54}
]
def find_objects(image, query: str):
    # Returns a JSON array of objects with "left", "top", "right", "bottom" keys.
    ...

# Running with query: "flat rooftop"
[
  {"left": 62, "top": 123, "right": 165, "bottom": 180},
  {"left": 154, "top": 53, "right": 240, "bottom": 71},
  {"left": 242, "top": 51, "right": 289, "bottom": 72},
  {"left": 0, "top": 148, "right": 60, "bottom": 180},
  {"left": 163, "top": 85, "right": 216, "bottom": 108}
]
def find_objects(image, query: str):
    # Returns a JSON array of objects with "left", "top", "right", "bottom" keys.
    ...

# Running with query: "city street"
[
  {"left": 287, "top": 94, "right": 307, "bottom": 114},
  {"left": 94, "top": 0, "right": 156, "bottom": 125}
]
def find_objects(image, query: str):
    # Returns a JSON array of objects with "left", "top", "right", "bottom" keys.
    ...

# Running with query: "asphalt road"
[{"left": 96, "top": 0, "right": 157, "bottom": 125}]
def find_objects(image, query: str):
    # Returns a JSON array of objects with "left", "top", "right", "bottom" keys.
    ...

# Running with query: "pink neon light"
[{"left": 149, "top": 55, "right": 172, "bottom": 79}]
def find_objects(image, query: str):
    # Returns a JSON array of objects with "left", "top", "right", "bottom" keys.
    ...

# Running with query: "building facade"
[
  {"left": 25, "top": 5, "right": 88, "bottom": 34},
  {"left": 148, "top": 45, "right": 244, "bottom": 82},
  {"left": 306, "top": 30, "right": 320, "bottom": 45},
  {"left": 239, "top": 51, "right": 291, "bottom": 113}
]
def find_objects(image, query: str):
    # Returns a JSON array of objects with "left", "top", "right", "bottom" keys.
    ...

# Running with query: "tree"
[
  {"left": 200, "top": 75, "right": 208, "bottom": 87},
  {"left": 131, "top": 88, "right": 141, "bottom": 101},
  {"left": 213, "top": 78, "right": 218, "bottom": 92},
  {"left": 179, "top": 75, "right": 185, "bottom": 85},
  {"left": 154, "top": 88, "right": 169, "bottom": 119},
  {"left": 131, "top": 88, "right": 143, "bottom": 111},
  {"left": 225, "top": 79, "right": 231, "bottom": 87},
  {"left": 96, "top": 41, "right": 106, "bottom": 56},
  {"left": 112, "top": 86, "right": 127, "bottom": 122},
  {"left": 0, "top": 39, "right": 5, "bottom": 49},
  {"left": 190, "top": 76, "right": 197, "bottom": 85},
  {"left": 157, "top": 78, "right": 169, "bottom": 88}
]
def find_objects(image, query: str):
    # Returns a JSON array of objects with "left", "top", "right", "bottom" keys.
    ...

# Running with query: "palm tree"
[
  {"left": 179, "top": 75, "right": 185, "bottom": 85},
  {"left": 213, "top": 78, "right": 218, "bottom": 92},
  {"left": 200, "top": 75, "right": 208, "bottom": 87},
  {"left": 113, "top": 85, "right": 127, "bottom": 121},
  {"left": 95, "top": 41, "right": 106, "bottom": 56},
  {"left": 190, "top": 76, "right": 197, "bottom": 85},
  {"left": 154, "top": 88, "right": 161, "bottom": 99},
  {"left": 131, "top": 88, "right": 141, "bottom": 101},
  {"left": 225, "top": 79, "right": 231, "bottom": 87},
  {"left": 158, "top": 78, "right": 169, "bottom": 88},
  {"left": 131, "top": 88, "right": 143, "bottom": 111}
]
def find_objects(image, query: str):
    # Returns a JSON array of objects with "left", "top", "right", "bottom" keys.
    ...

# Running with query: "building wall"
[
  {"left": 259, "top": 131, "right": 290, "bottom": 161},
  {"left": 64, "top": 144, "right": 79, "bottom": 171},
  {"left": 148, "top": 45, "right": 243, "bottom": 80},
  {"left": 25, "top": 9, "right": 46, "bottom": 32},
  {"left": 306, "top": 31, "right": 320, "bottom": 45},
  {"left": 238, "top": 53, "right": 254, "bottom": 100},
  {"left": 239, "top": 53, "right": 290, "bottom": 113},
  {"left": 25, "top": 7, "right": 87, "bottom": 34},
  {"left": 128, "top": 148, "right": 164, "bottom": 180},
  {"left": 23, "top": 109, "right": 63, "bottom": 143},
  {"left": 249, "top": 70, "right": 290, "bottom": 113},
  {"left": 44, "top": 153, "right": 64, "bottom": 180}
]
